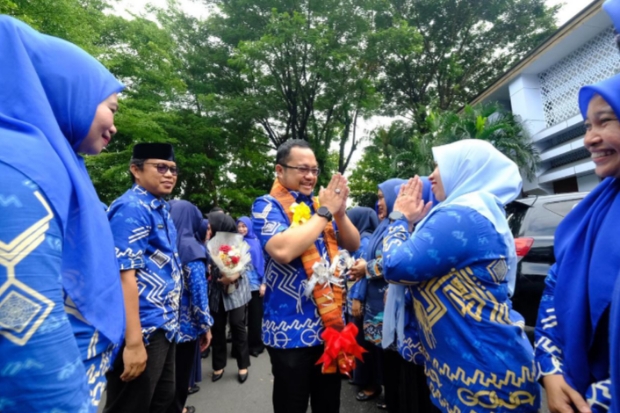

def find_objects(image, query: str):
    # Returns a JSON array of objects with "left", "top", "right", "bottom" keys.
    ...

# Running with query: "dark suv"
[{"left": 506, "top": 192, "right": 589, "bottom": 341}]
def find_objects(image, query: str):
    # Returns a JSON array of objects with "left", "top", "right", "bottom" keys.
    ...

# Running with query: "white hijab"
[{"left": 429, "top": 139, "right": 522, "bottom": 295}]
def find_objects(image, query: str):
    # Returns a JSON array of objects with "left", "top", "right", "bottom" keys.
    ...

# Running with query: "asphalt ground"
[{"left": 98, "top": 342, "right": 549, "bottom": 412}]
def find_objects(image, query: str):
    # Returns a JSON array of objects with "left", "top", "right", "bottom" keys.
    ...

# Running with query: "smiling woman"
[
  {"left": 0, "top": 15, "right": 125, "bottom": 413},
  {"left": 534, "top": 72, "right": 620, "bottom": 413}
]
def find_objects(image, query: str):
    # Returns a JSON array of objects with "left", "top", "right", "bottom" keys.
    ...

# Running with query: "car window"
[
  {"left": 543, "top": 199, "right": 582, "bottom": 217},
  {"left": 506, "top": 202, "right": 529, "bottom": 237},
  {"left": 525, "top": 206, "right": 562, "bottom": 236}
]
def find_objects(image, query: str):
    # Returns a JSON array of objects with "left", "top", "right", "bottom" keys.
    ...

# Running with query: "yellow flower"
[{"left": 291, "top": 202, "right": 311, "bottom": 227}]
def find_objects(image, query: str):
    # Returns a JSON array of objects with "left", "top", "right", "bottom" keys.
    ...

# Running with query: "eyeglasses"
[
  {"left": 280, "top": 164, "right": 320, "bottom": 176},
  {"left": 145, "top": 162, "right": 179, "bottom": 176}
]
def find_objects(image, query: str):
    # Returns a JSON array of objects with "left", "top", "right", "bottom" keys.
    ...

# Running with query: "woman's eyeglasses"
[
  {"left": 280, "top": 164, "right": 320, "bottom": 176},
  {"left": 145, "top": 162, "right": 179, "bottom": 176}
]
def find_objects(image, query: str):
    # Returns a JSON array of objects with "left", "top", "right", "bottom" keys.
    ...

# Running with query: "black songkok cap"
[{"left": 132, "top": 143, "right": 175, "bottom": 161}]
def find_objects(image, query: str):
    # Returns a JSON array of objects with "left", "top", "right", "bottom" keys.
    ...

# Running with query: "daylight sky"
[{"left": 117, "top": 0, "right": 595, "bottom": 25}]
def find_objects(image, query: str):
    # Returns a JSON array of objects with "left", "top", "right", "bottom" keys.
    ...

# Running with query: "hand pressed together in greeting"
[
  {"left": 392, "top": 176, "right": 433, "bottom": 229},
  {"left": 318, "top": 173, "right": 349, "bottom": 218}
]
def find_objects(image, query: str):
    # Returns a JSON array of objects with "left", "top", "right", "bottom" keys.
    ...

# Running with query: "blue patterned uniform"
[
  {"left": 66, "top": 298, "right": 113, "bottom": 410},
  {"left": 535, "top": 265, "right": 612, "bottom": 412},
  {"left": 0, "top": 162, "right": 90, "bottom": 413},
  {"left": 363, "top": 245, "right": 389, "bottom": 346},
  {"left": 347, "top": 236, "right": 369, "bottom": 315},
  {"left": 178, "top": 260, "right": 213, "bottom": 342},
  {"left": 251, "top": 191, "right": 337, "bottom": 349},
  {"left": 382, "top": 206, "right": 539, "bottom": 413},
  {"left": 107, "top": 184, "right": 182, "bottom": 343}
]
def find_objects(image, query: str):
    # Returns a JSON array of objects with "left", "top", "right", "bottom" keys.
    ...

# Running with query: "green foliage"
[
  {"left": 349, "top": 103, "right": 539, "bottom": 203},
  {"left": 9, "top": 0, "right": 555, "bottom": 216}
]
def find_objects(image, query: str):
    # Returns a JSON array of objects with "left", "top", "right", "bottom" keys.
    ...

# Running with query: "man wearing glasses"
[
  {"left": 251, "top": 139, "right": 360, "bottom": 413},
  {"left": 104, "top": 143, "right": 183, "bottom": 413}
]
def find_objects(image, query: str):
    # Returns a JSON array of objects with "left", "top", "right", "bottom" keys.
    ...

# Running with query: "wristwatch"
[
  {"left": 388, "top": 210, "right": 406, "bottom": 223},
  {"left": 316, "top": 206, "right": 333, "bottom": 221}
]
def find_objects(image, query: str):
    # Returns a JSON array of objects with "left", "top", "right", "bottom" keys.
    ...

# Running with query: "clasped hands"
[
  {"left": 393, "top": 176, "right": 433, "bottom": 230},
  {"left": 318, "top": 173, "right": 349, "bottom": 218}
]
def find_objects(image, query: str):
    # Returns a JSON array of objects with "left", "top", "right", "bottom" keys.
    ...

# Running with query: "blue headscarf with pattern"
[
  {"left": 554, "top": 74, "right": 620, "bottom": 396},
  {"left": 0, "top": 16, "right": 125, "bottom": 344},
  {"left": 382, "top": 177, "right": 435, "bottom": 349}
]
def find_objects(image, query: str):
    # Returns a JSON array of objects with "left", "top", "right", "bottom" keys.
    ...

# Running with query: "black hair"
[
  {"left": 129, "top": 158, "right": 145, "bottom": 183},
  {"left": 210, "top": 206, "right": 224, "bottom": 214},
  {"left": 275, "top": 139, "right": 312, "bottom": 166}
]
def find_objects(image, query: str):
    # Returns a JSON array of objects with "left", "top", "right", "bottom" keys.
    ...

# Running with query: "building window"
[
  {"left": 553, "top": 176, "right": 579, "bottom": 194},
  {"left": 539, "top": 26, "right": 620, "bottom": 128}
]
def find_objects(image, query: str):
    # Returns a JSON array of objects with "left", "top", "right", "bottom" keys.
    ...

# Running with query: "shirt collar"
[
  {"left": 289, "top": 189, "right": 314, "bottom": 205},
  {"left": 131, "top": 184, "right": 168, "bottom": 210}
]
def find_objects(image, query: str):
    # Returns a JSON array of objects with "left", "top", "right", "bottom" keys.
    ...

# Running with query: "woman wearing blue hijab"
[
  {"left": 382, "top": 140, "right": 539, "bottom": 412},
  {"left": 345, "top": 207, "right": 381, "bottom": 402},
  {"left": 0, "top": 16, "right": 125, "bottom": 412},
  {"left": 534, "top": 73, "right": 620, "bottom": 413},
  {"left": 169, "top": 200, "right": 213, "bottom": 413},
  {"left": 348, "top": 178, "right": 404, "bottom": 409},
  {"left": 237, "top": 216, "right": 266, "bottom": 357}
]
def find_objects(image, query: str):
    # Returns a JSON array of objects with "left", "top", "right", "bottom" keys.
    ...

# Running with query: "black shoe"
[
  {"left": 187, "top": 385, "right": 200, "bottom": 395},
  {"left": 249, "top": 348, "right": 264, "bottom": 357},
  {"left": 356, "top": 390, "right": 380, "bottom": 401},
  {"left": 376, "top": 396, "right": 388, "bottom": 410},
  {"left": 212, "top": 370, "right": 224, "bottom": 382},
  {"left": 238, "top": 371, "right": 248, "bottom": 383}
]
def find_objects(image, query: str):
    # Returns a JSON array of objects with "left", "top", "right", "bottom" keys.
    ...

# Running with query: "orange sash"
[{"left": 270, "top": 180, "right": 364, "bottom": 375}]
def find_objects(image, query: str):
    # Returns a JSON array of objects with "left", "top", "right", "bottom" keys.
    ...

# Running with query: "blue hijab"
[
  {"left": 237, "top": 216, "right": 265, "bottom": 278},
  {"left": 197, "top": 219, "right": 209, "bottom": 244},
  {"left": 605, "top": 0, "right": 620, "bottom": 33},
  {"left": 381, "top": 177, "right": 435, "bottom": 348},
  {"left": 554, "top": 75, "right": 620, "bottom": 395},
  {"left": 0, "top": 16, "right": 125, "bottom": 344},
  {"left": 169, "top": 200, "right": 207, "bottom": 266},
  {"left": 346, "top": 207, "right": 379, "bottom": 238},
  {"left": 365, "top": 178, "right": 407, "bottom": 260}
]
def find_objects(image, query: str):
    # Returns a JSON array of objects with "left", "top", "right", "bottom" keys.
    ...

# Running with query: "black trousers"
[
  {"left": 351, "top": 316, "right": 378, "bottom": 388},
  {"left": 267, "top": 346, "right": 341, "bottom": 413},
  {"left": 104, "top": 329, "right": 176, "bottom": 413},
  {"left": 247, "top": 290, "right": 264, "bottom": 353},
  {"left": 382, "top": 348, "right": 401, "bottom": 413},
  {"left": 399, "top": 359, "right": 439, "bottom": 413},
  {"left": 211, "top": 300, "right": 250, "bottom": 371},
  {"left": 166, "top": 340, "right": 197, "bottom": 413}
]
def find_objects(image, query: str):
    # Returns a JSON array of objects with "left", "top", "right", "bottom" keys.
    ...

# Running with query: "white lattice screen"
[{"left": 539, "top": 26, "right": 620, "bottom": 128}]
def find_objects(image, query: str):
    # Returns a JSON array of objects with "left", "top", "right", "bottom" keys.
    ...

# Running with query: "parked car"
[{"left": 506, "top": 192, "right": 589, "bottom": 342}]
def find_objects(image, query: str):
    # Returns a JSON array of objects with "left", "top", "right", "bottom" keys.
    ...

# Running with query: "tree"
[
  {"left": 369, "top": 0, "right": 558, "bottom": 127},
  {"left": 349, "top": 102, "right": 539, "bottom": 203},
  {"left": 208, "top": 0, "right": 381, "bottom": 184}
]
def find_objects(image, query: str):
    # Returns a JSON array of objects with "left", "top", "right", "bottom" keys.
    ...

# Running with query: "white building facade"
[{"left": 471, "top": 0, "right": 619, "bottom": 194}]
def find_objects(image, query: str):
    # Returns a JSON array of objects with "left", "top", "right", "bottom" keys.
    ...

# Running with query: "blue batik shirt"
[
  {"left": 535, "top": 265, "right": 612, "bottom": 412},
  {"left": 251, "top": 190, "right": 337, "bottom": 349},
  {"left": 347, "top": 235, "right": 369, "bottom": 315},
  {"left": 178, "top": 260, "right": 213, "bottom": 343},
  {"left": 108, "top": 184, "right": 182, "bottom": 343},
  {"left": 0, "top": 162, "right": 90, "bottom": 413},
  {"left": 382, "top": 205, "right": 540, "bottom": 412}
]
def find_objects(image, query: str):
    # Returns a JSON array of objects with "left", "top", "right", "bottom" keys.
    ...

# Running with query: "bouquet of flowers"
[{"left": 207, "top": 232, "right": 251, "bottom": 293}]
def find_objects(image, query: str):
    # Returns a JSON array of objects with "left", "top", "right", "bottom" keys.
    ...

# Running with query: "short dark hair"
[
  {"left": 210, "top": 206, "right": 224, "bottom": 214},
  {"left": 129, "top": 158, "right": 145, "bottom": 183},
  {"left": 275, "top": 139, "right": 312, "bottom": 166}
]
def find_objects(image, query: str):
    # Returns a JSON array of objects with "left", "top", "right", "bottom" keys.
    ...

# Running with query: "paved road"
[{"left": 99, "top": 343, "right": 549, "bottom": 413}]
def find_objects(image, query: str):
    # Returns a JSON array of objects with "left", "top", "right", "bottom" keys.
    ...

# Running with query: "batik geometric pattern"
[
  {"left": 382, "top": 206, "right": 540, "bottom": 412},
  {"left": 252, "top": 193, "right": 336, "bottom": 349},
  {"left": 108, "top": 184, "right": 182, "bottom": 342}
]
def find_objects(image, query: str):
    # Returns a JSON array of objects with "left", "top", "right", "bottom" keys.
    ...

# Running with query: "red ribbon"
[{"left": 316, "top": 322, "right": 367, "bottom": 376}]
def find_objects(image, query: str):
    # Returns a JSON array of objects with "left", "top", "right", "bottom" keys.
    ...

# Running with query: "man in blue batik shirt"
[
  {"left": 104, "top": 143, "right": 182, "bottom": 413},
  {"left": 251, "top": 139, "right": 360, "bottom": 413}
]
